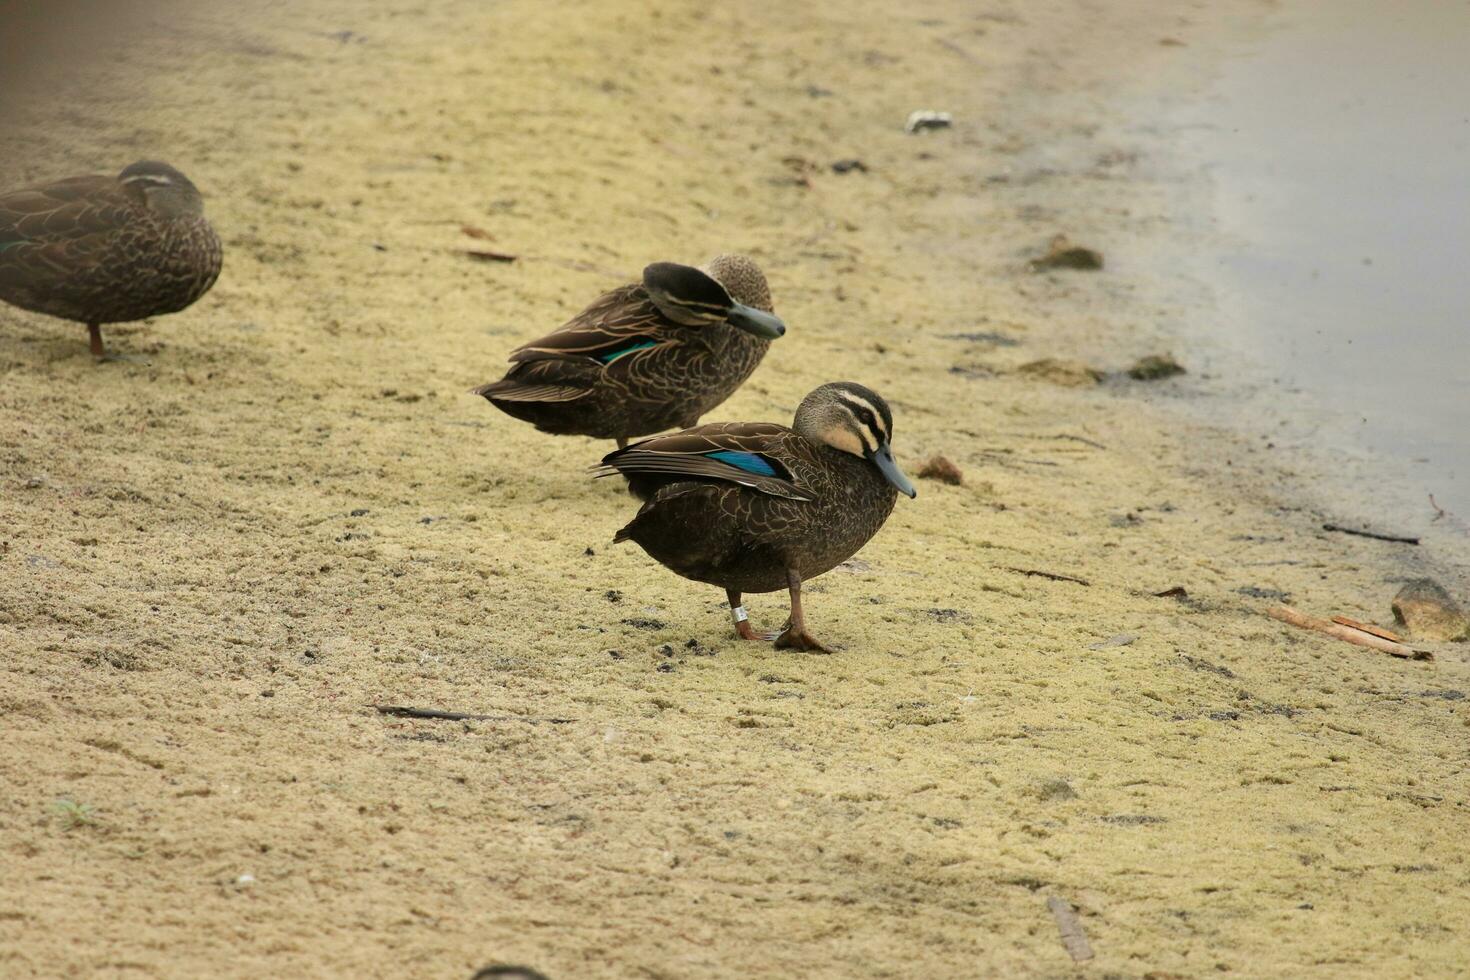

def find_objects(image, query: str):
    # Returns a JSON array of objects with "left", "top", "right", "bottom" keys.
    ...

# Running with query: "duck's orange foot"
[
  {"left": 774, "top": 625, "right": 832, "bottom": 654},
  {"left": 734, "top": 620, "right": 778, "bottom": 642}
]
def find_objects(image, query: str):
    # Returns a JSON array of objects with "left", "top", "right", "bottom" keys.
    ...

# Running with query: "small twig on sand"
[
  {"left": 1267, "top": 606, "right": 1431, "bottom": 661},
  {"left": 1046, "top": 895, "right": 1094, "bottom": 963},
  {"left": 1428, "top": 494, "right": 1470, "bottom": 536},
  {"left": 1045, "top": 433, "right": 1107, "bottom": 450},
  {"left": 461, "top": 248, "right": 519, "bottom": 263},
  {"left": 1322, "top": 523, "right": 1419, "bottom": 545},
  {"left": 936, "top": 37, "right": 981, "bottom": 63},
  {"left": 996, "top": 431, "right": 1108, "bottom": 451},
  {"left": 1329, "top": 616, "right": 1404, "bottom": 643},
  {"left": 1005, "top": 566, "right": 1091, "bottom": 586},
  {"left": 373, "top": 705, "right": 575, "bottom": 724},
  {"left": 523, "top": 255, "right": 633, "bottom": 280}
]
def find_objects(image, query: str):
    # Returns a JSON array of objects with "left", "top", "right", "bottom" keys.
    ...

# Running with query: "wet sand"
[
  {"left": 1160, "top": 0, "right": 1470, "bottom": 523},
  {"left": 2, "top": 1, "right": 1468, "bottom": 976}
]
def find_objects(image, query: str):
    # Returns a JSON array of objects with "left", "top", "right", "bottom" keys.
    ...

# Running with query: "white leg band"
[{"left": 731, "top": 605, "right": 749, "bottom": 624}]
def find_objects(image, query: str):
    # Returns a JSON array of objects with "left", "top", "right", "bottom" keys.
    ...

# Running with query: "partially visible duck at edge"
[{"left": 0, "top": 160, "right": 222, "bottom": 359}]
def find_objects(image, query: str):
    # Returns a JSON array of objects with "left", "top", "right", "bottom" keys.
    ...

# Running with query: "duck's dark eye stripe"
[
  {"left": 837, "top": 398, "right": 883, "bottom": 443},
  {"left": 836, "top": 391, "right": 890, "bottom": 440},
  {"left": 832, "top": 401, "right": 881, "bottom": 453}
]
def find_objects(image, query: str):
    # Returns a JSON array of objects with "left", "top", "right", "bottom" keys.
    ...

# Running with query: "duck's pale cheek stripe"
[
  {"left": 824, "top": 425, "right": 866, "bottom": 457},
  {"left": 672, "top": 299, "right": 729, "bottom": 319}
]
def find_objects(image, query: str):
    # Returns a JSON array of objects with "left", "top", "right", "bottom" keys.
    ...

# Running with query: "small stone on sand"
[
  {"left": 1128, "top": 354, "right": 1186, "bottom": 380},
  {"left": 1029, "top": 234, "right": 1103, "bottom": 271},
  {"left": 1391, "top": 579, "right": 1469, "bottom": 642}
]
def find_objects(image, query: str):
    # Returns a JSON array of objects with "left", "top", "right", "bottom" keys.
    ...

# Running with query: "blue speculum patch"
[
  {"left": 597, "top": 339, "right": 659, "bottom": 364},
  {"left": 708, "top": 450, "right": 779, "bottom": 477}
]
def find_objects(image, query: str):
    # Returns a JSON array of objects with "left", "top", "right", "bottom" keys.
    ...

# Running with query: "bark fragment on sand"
[
  {"left": 918, "top": 454, "right": 963, "bottom": 485},
  {"left": 1046, "top": 895, "right": 1094, "bottom": 962},
  {"left": 1016, "top": 357, "right": 1103, "bottom": 387},
  {"left": 1267, "top": 605, "right": 1432, "bottom": 660}
]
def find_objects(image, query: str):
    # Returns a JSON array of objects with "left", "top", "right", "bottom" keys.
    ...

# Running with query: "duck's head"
[
  {"left": 641, "top": 254, "right": 786, "bottom": 340},
  {"left": 794, "top": 381, "right": 917, "bottom": 498},
  {"left": 119, "top": 161, "right": 205, "bottom": 218}
]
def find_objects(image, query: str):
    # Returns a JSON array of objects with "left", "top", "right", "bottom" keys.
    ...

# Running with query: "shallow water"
[{"left": 1196, "top": 0, "right": 1470, "bottom": 519}]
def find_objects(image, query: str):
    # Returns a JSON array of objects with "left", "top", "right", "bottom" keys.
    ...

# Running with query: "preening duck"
[{"left": 472, "top": 254, "right": 785, "bottom": 448}]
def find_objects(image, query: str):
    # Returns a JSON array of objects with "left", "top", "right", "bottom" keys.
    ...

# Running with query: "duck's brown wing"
[
  {"left": 597, "top": 421, "right": 814, "bottom": 501},
  {"left": 507, "top": 284, "right": 671, "bottom": 365},
  {"left": 474, "top": 283, "right": 681, "bottom": 403},
  {"left": 0, "top": 175, "right": 141, "bottom": 294}
]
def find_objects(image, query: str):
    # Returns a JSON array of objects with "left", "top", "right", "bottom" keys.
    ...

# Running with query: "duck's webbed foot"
[
  {"left": 774, "top": 623, "right": 832, "bottom": 653},
  {"left": 737, "top": 620, "right": 776, "bottom": 642},
  {"left": 773, "top": 570, "right": 833, "bottom": 654},
  {"left": 726, "top": 589, "right": 777, "bottom": 641}
]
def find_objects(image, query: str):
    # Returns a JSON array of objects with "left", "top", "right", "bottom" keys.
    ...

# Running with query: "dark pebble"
[{"left": 1127, "top": 354, "right": 1186, "bottom": 381}]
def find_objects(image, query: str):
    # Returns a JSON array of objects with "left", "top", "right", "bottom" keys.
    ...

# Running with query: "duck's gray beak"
[
  {"left": 726, "top": 302, "right": 787, "bottom": 340},
  {"left": 869, "top": 444, "right": 917, "bottom": 499}
]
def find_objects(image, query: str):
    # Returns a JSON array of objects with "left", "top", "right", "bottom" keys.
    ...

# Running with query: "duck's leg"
[
  {"left": 88, "top": 323, "right": 146, "bottom": 364},
  {"left": 616, "top": 437, "right": 628, "bottom": 451},
  {"left": 774, "top": 569, "right": 832, "bottom": 653},
  {"left": 726, "top": 588, "right": 774, "bottom": 641}
]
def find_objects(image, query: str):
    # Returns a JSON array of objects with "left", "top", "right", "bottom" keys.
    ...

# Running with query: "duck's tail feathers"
[{"left": 469, "top": 380, "right": 590, "bottom": 403}]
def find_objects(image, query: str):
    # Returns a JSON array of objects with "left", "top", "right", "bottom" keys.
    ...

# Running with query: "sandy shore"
[{"left": 2, "top": 1, "right": 1468, "bottom": 976}]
